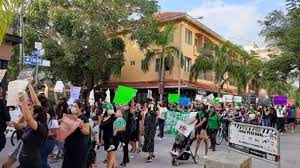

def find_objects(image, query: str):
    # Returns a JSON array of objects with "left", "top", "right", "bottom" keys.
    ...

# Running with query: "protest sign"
[
  {"left": 195, "top": 94, "right": 203, "bottom": 101},
  {"left": 207, "top": 93, "right": 214, "bottom": 100},
  {"left": 175, "top": 121, "right": 195, "bottom": 137},
  {"left": 168, "top": 94, "right": 180, "bottom": 104},
  {"left": 147, "top": 89, "right": 153, "bottom": 99},
  {"left": 212, "top": 98, "right": 220, "bottom": 104},
  {"left": 89, "top": 89, "right": 95, "bottom": 105},
  {"left": 273, "top": 96, "right": 287, "bottom": 105},
  {"left": 105, "top": 89, "right": 111, "bottom": 103},
  {"left": 218, "top": 97, "right": 224, "bottom": 103},
  {"left": 179, "top": 97, "right": 191, "bottom": 106},
  {"left": 245, "top": 96, "right": 256, "bottom": 104},
  {"left": 113, "top": 86, "right": 137, "bottom": 106},
  {"left": 0, "top": 69, "right": 7, "bottom": 82},
  {"left": 234, "top": 96, "right": 242, "bottom": 103},
  {"left": 17, "top": 68, "right": 35, "bottom": 80},
  {"left": 223, "top": 95, "right": 233, "bottom": 102},
  {"left": 56, "top": 114, "right": 81, "bottom": 142},
  {"left": 165, "top": 111, "right": 197, "bottom": 135},
  {"left": 67, "top": 86, "right": 81, "bottom": 105},
  {"left": 54, "top": 81, "right": 64, "bottom": 93},
  {"left": 7, "top": 80, "right": 29, "bottom": 106}
]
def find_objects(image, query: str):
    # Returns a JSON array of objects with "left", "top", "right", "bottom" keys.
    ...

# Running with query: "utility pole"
[
  {"left": 19, "top": 1, "right": 24, "bottom": 70},
  {"left": 177, "top": 24, "right": 183, "bottom": 96}
]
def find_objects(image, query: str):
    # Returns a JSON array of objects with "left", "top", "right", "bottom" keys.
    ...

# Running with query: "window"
[
  {"left": 155, "top": 59, "right": 161, "bottom": 72},
  {"left": 130, "top": 60, "right": 135, "bottom": 66},
  {"left": 164, "top": 57, "right": 172, "bottom": 71},
  {"left": 198, "top": 70, "right": 206, "bottom": 80},
  {"left": 184, "top": 57, "right": 191, "bottom": 72},
  {"left": 185, "top": 29, "right": 192, "bottom": 45}
]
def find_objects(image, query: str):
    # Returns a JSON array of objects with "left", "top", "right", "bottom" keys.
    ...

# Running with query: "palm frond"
[{"left": 141, "top": 49, "right": 156, "bottom": 73}]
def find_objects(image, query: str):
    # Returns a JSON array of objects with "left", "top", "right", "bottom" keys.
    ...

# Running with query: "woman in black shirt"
[
  {"left": 62, "top": 101, "right": 90, "bottom": 168},
  {"left": 17, "top": 92, "right": 48, "bottom": 168}
]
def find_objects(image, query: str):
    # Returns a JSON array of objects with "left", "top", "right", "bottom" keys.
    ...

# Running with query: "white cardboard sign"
[
  {"left": 54, "top": 81, "right": 64, "bottom": 93},
  {"left": 7, "top": 80, "right": 29, "bottom": 106}
]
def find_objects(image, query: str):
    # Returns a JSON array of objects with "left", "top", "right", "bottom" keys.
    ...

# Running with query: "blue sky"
[{"left": 158, "top": 0, "right": 286, "bottom": 47}]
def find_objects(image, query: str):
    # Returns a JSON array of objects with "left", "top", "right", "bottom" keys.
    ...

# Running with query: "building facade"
[
  {"left": 100, "top": 12, "right": 237, "bottom": 102},
  {"left": 0, "top": 29, "right": 22, "bottom": 98}
]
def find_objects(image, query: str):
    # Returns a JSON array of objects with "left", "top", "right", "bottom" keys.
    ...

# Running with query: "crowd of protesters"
[{"left": 0, "top": 81, "right": 298, "bottom": 168}]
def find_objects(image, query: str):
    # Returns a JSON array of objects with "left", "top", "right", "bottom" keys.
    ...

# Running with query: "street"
[{"left": 1, "top": 126, "right": 299, "bottom": 168}]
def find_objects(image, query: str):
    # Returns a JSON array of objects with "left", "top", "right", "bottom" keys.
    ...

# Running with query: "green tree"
[
  {"left": 23, "top": 0, "right": 160, "bottom": 100},
  {"left": 0, "top": 0, "right": 21, "bottom": 43},
  {"left": 137, "top": 24, "right": 178, "bottom": 100},
  {"left": 260, "top": 0, "right": 300, "bottom": 90},
  {"left": 190, "top": 40, "right": 246, "bottom": 96}
]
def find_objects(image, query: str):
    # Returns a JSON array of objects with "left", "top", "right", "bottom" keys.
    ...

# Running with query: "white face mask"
[
  {"left": 107, "top": 109, "right": 115, "bottom": 115},
  {"left": 71, "top": 107, "right": 77, "bottom": 114}
]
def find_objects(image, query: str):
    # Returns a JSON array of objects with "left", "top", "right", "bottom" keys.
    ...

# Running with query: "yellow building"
[{"left": 100, "top": 12, "right": 237, "bottom": 101}]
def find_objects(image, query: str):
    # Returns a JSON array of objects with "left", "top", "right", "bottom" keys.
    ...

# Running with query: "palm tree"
[
  {"left": 141, "top": 24, "right": 179, "bottom": 101},
  {"left": 0, "top": 0, "right": 20, "bottom": 43},
  {"left": 190, "top": 40, "right": 243, "bottom": 96}
]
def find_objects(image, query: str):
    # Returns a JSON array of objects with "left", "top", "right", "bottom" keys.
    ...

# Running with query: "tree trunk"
[
  {"left": 159, "top": 48, "right": 165, "bottom": 102},
  {"left": 217, "top": 79, "right": 222, "bottom": 97},
  {"left": 84, "top": 75, "right": 95, "bottom": 105}
]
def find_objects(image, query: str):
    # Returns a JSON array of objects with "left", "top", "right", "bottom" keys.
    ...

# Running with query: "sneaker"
[
  {"left": 137, "top": 149, "right": 141, "bottom": 153},
  {"left": 147, "top": 156, "right": 153, "bottom": 162},
  {"left": 103, "top": 159, "right": 108, "bottom": 163},
  {"left": 169, "top": 150, "right": 179, "bottom": 156},
  {"left": 212, "top": 148, "right": 216, "bottom": 151},
  {"left": 280, "top": 132, "right": 283, "bottom": 136},
  {"left": 107, "top": 145, "right": 115, "bottom": 152},
  {"left": 202, "top": 155, "right": 208, "bottom": 159},
  {"left": 130, "top": 154, "right": 135, "bottom": 159},
  {"left": 121, "top": 143, "right": 125, "bottom": 147},
  {"left": 158, "top": 137, "right": 162, "bottom": 141}
]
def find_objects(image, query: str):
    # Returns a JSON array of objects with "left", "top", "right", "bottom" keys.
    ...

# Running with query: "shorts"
[
  {"left": 198, "top": 129, "right": 208, "bottom": 140},
  {"left": 9, "top": 140, "right": 23, "bottom": 159},
  {"left": 287, "top": 118, "right": 296, "bottom": 124}
]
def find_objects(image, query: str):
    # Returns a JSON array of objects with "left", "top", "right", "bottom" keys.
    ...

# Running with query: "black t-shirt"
[
  {"left": 63, "top": 115, "right": 89, "bottom": 168},
  {"left": 196, "top": 111, "right": 209, "bottom": 130},
  {"left": 0, "top": 99, "right": 10, "bottom": 131},
  {"left": 19, "top": 122, "right": 48, "bottom": 163}
]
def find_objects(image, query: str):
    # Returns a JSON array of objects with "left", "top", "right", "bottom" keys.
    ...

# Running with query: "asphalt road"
[{"left": 1, "top": 126, "right": 299, "bottom": 168}]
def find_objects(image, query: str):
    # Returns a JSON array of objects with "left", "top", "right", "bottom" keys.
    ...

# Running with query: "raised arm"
[
  {"left": 28, "top": 80, "right": 41, "bottom": 106},
  {"left": 19, "top": 92, "right": 38, "bottom": 130}
]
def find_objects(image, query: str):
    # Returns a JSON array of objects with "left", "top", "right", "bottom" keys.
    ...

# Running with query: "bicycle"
[
  {"left": 10, "top": 129, "right": 23, "bottom": 146},
  {"left": 216, "top": 119, "right": 229, "bottom": 145}
]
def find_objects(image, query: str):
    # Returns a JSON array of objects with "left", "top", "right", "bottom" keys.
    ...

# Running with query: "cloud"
[{"left": 188, "top": 0, "right": 264, "bottom": 46}]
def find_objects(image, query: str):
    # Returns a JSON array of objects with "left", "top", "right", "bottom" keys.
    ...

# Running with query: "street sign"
[
  {"left": 31, "top": 49, "right": 45, "bottom": 57},
  {"left": 23, "top": 56, "right": 50, "bottom": 67}
]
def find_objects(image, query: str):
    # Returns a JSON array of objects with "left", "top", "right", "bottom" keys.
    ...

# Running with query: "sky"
[{"left": 158, "top": 0, "right": 286, "bottom": 47}]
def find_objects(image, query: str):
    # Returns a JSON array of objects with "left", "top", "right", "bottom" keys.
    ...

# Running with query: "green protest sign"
[
  {"left": 165, "top": 111, "right": 196, "bottom": 135},
  {"left": 212, "top": 98, "right": 220, "bottom": 104},
  {"left": 168, "top": 94, "right": 180, "bottom": 104},
  {"left": 113, "top": 86, "right": 137, "bottom": 105}
]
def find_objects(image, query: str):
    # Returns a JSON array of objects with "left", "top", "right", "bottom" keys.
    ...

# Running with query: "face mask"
[
  {"left": 107, "top": 109, "right": 115, "bottom": 115},
  {"left": 71, "top": 107, "right": 77, "bottom": 114}
]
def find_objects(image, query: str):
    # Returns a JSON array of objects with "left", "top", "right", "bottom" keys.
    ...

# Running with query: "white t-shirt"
[
  {"left": 276, "top": 108, "right": 284, "bottom": 118},
  {"left": 158, "top": 107, "right": 168, "bottom": 120},
  {"left": 48, "top": 119, "right": 59, "bottom": 130}
]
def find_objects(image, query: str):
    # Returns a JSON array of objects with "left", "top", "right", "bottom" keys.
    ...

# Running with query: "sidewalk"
[{"left": 1, "top": 126, "right": 299, "bottom": 168}]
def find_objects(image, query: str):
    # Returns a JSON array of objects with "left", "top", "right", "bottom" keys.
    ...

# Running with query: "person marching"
[{"left": 207, "top": 107, "right": 221, "bottom": 151}]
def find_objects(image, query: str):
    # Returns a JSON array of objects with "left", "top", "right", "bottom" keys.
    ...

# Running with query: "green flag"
[
  {"left": 113, "top": 86, "right": 137, "bottom": 106},
  {"left": 168, "top": 94, "right": 180, "bottom": 104}
]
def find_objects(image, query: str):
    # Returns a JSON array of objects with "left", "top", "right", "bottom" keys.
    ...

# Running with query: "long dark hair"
[{"left": 33, "top": 106, "right": 47, "bottom": 124}]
